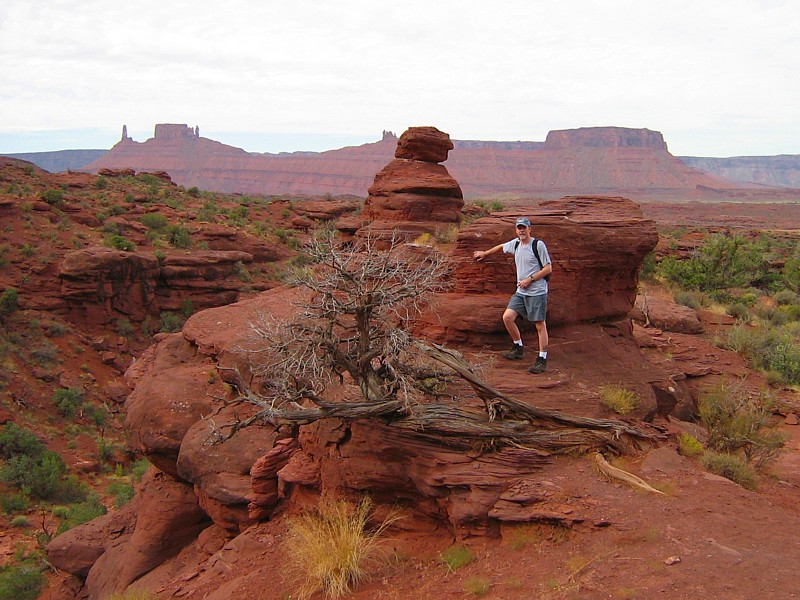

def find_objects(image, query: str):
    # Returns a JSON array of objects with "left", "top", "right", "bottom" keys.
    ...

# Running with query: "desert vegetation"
[{"left": 653, "top": 230, "right": 800, "bottom": 386}]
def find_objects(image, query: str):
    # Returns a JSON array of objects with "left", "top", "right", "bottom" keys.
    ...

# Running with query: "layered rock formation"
[
  {"left": 57, "top": 247, "right": 259, "bottom": 324},
  {"left": 414, "top": 195, "right": 659, "bottom": 344},
  {"left": 82, "top": 124, "right": 800, "bottom": 200},
  {"left": 359, "top": 126, "right": 464, "bottom": 240},
  {"left": 680, "top": 154, "right": 800, "bottom": 188}
]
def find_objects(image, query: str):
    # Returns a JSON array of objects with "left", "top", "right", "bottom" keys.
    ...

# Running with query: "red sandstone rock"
[
  {"left": 413, "top": 196, "right": 658, "bottom": 343},
  {"left": 84, "top": 469, "right": 209, "bottom": 599},
  {"left": 359, "top": 128, "right": 464, "bottom": 241},
  {"left": 394, "top": 126, "right": 454, "bottom": 163},
  {"left": 83, "top": 124, "right": 780, "bottom": 200}
]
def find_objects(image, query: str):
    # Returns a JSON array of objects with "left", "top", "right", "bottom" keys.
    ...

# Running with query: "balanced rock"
[{"left": 359, "top": 126, "right": 464, "bottom": 241}]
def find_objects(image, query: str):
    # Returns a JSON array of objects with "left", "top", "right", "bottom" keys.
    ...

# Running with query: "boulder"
[
  {"left": 414, "top": 196, "right": 658, "bottom": 343},
  {"left": 84, "top": 469, "right": 209, "bottom": 599}
]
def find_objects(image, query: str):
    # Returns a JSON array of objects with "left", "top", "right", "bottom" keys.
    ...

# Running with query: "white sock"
[
  {"left": 514, "top": 340, "right": 523, "bottom": 346},
  {"left": 539, "top": 351, "right": 547, "bottom": 359}
]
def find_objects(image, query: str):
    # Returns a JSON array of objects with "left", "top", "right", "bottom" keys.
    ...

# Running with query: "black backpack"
[{"left": 514, "top": 238, "right": 551, "bottom": 282}]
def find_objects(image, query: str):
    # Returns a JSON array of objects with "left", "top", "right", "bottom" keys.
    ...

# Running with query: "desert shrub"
[
  {"left": 1, "top": 450, "right": 86, "bottom": 501},
  {"left": 464, "top": 576, "right": 492, "bottom": 596},
  {"left": 779, "top": 304, "right": 800, "bottom": 321},
  {"left": 0, "top": 288, "right": 19, "bottom": 320},
  {"left": 783, "top": 254, "right": 800, "bottom": 291},
  {"left": 720, "top": 324, "right": 800, "bottom": 385},
  {"left": 287, "top": 497, "right": 395, "bottom": 599},
  {"left": 434, "top": 224, "right": 459, "bottom": 244},
  {"left": 180, "top": 298, "right": 195, "bottom": 319},
  {"left": 725, "top": 302, "right": 749, "bottom": 320},
  {"left": 187, "top": 186, "right": 200, "bottom": 197},
  {"left": 105, "top": 234, "right": 135, "bottom": 251},
  {"left": 1, "top": 493, "right": 30, "bottom": 514},
  {"left": 701, "top": 451, "right": 757, "bottom": 490},
  {"left": 0, "top": 423, "right": 44, "bottom": 459},
  {"left": 165, "top": 225, "right": 191, "bottom": 248},
  {"left": 440, "top": 544, "right": 476, "bottom": 571},
  {"left": 107, "top": 480, "right": 135, "bottom": 508},
  {"left": 116, "top": 318, "right": 135, "bottom": 337},
  {"left": 20, "top": 243, "right": 35, "bottom": 257},
  {"left": 55, "top": 493, "right": 107, "bottom": 535},
  {"left": 677, "top": 433, "right": 703, "bottom": 457},
  {"left": 0, "top": 564, "right": 45, "bottom": 600},
  {"left": 412, "top": 232, "right": 434, "bottom": 246},
  {"left": 29, "top": 340, "right": 58, "bottom": 365},
  {"left": 489, "top": 201, "right": 505, "bottom": 211},
  {"left": 234, "top": 261, "right": 251, "bottom": 282},
  {"left": 95, "top": 175, "right": 108, "bottom": 189},
  {"left": 130, "top": 458, "right": 150, "bottom": 482},
  {"left": 140, "top": 212, "right": 168, "bottom": 230},
  {"left": 11, "top": 515, "right": 29, "bottom": 528},
  {"left": 657, "top": 233, "right": 769, "bottom": 292},
  {"left": 639, "top": 251, "right": 657, "bottom": 281},
  {"left": 598, "top": 384, "right": 639, "bottom": 415},
  {"left": 158, "top": 312, "right": 184, "bottom": 333},
  {"left": 53, "top": 388, "right": 84, "bottom": 418},
  {"left": 698, "top": 384, "right": 785, "bottom": 467},
  {"left": 674, "top": 290, "right": 702, "bottom": 310},
  {"left": 40, "top": 189, "right": 64, "bottom": 206}
]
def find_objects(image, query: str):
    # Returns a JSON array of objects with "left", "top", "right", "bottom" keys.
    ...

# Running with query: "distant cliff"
[
  {"left": 4, "top": 149, "right": 107, "bottom": 172},
  {"left": 679, "top": 155, "right": 800, "bottom": 188}
]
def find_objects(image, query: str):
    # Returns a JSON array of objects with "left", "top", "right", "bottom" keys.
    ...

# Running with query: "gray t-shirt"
[{"left": 502, "top": 238, "right": 551, "bottom": 297}]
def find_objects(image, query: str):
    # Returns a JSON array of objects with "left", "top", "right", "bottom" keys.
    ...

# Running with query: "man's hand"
[{"left": 473, "top": 250, "right": 485, "bottom": 261}]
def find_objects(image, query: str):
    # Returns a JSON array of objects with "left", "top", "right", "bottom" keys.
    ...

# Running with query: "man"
[{"left": 473, "top": 217, "right": 552, "bottom": 373}]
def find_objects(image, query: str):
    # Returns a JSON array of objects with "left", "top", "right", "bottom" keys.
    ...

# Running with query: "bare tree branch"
[{"left": 221, "top": 231, "right": 662, "bottom": 454}]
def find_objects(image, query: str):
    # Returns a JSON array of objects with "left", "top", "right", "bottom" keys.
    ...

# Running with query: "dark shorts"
[{"left": 507, "top": 292, "right": 547, "bottom": 322}]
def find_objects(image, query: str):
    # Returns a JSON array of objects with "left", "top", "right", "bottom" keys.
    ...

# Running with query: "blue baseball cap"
[{"left": 515, "top": 217, "right": 531, "bottom": 227}]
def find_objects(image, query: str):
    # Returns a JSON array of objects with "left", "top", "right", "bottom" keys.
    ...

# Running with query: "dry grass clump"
[
  {"left": 598, "top": 384, "right": 639, "bottom": 415},
  {"left": 287, "top": 497, "right": 396, "bottom": 599},
  {"left": 440, "top": 544, "right": 476, "bottom": 571}
]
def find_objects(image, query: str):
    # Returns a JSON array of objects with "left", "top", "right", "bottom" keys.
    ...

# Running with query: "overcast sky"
[{"left": 1, "top": 1, "right": 797, "bottom": 157}]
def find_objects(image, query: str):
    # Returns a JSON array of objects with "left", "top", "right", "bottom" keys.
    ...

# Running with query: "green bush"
[
  {"left": 158, "top": 312, "right": 184, "bottom": 333},
  {"left": 674, "top": 290, "right": 702, "bottom": 310},
  {"left": 130, "top": 458, "right": 150, "bottom": 482},
  {"left": 0, "top": 564, "right": 45, "bottom": 600},
  {"left": 166, "top": 225, "right": 191, "bottom": 248},
  {"left": 0, "top": 288, "right": 19, "bottom": 319},
  {"left": 11, "top": 515, "right": 29, "bottom": 528},
  {"left": 187, "top": 186, "right": 200, "bottom": 197},
  {"left": 107, "top": 480, "right": 135, "bottom": 508},
  {"left": 40, "top": 189, "right": 64, "bottom": 206},
  {"left": 677, "top": 433, "right": 703, "bottom": 457},
  {"left": 657, "top": 233, "right": 769, "bottom": 292},
  {"left": 105, "top": 234, "right": 135, "bottom": 251},
  {"left": 53, "top": 388, "right": 84, "bottom": 418},
  {"left": 1, "top": 493, "right": 30, "bottom": 514},
  {"left": 440, "top": 544, "right": 476, "bottom": 571},
  {"left": 0, "top": 423, "right": 44, "bottom": 459},
  {"left": 55, "top": 493, "right": 107, "bottom": 535},
  {"left": 698, "top": 384, "right": 785, "bottom": 467},
  {"left": 140, "top": 212, "right": 168, "bottom": 230},
  {"left": 701, "top": 451, "right": 757, "bottom": 490},
  {"left": 1, "top": 450, "right": 71, "bottom": 500},
  {"left": 725, "top": 302, "right": 749, "bottom": 320},
  {"left": 720, "top": 324, "right": 800, "bottom": 385},
  {"left": 773, "top": 290, "right": 799, "bottom": 306}
]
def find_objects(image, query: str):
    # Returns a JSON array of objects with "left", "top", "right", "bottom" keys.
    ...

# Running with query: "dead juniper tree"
[{"left": 222, "top": 231, "right": 659, "bottom": 454}]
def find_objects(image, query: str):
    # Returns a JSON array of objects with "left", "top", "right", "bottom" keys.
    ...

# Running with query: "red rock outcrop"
[
  {"left": 359, "top": 126, "right": 464, "bottom": 241},
  {"left": 413, "top": 196, "right": 658, "bottom": 344},
  {"left": 57, "top": 246, "right": 260, "bottom": 324},
  {"left": 82, "top": 124, "right": 797, "bottom": 200}
]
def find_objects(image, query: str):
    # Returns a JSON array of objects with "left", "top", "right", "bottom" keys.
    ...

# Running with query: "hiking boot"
[
  {"left": 503, "top": 345, "right": 524, "bottom": 360},
  {"left": 529, "top": 356, "right": 547, "bottom": 373}
]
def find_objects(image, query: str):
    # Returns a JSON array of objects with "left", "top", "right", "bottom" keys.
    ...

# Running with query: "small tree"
[{"left": 223, "top": 232, "right": 655, "bottom": 453}]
